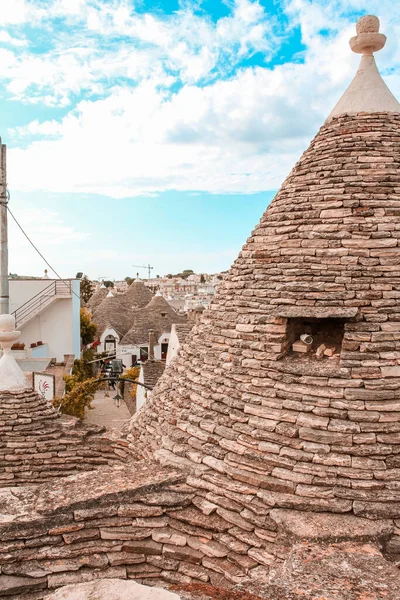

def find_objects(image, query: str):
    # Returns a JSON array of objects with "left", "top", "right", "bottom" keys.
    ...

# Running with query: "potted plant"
[{"left": 30, "top": 343, "right": 37, "bottom": 348}]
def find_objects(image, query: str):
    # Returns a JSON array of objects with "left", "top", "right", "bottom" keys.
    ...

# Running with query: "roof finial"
[
  {"left": 0, "top": 314, "right": 28, "bottom": 391},
  {"left": 350, "top": 15, "right": 386, "bottom": 55},
  {"left": 327, "top": 15, "right": 400, "bottom": 120}
]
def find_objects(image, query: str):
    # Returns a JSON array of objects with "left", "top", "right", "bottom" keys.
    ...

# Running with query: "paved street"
[{"left": 84, "top": 388, "right": 131, "bottom": 433}]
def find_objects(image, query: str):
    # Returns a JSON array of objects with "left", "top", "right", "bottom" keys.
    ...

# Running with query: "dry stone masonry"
[
  {"left": 2, "top": 14, "right": 400, "bottom": 600},
  {"left": 0, "top": 388, "right": 131, "bottom": 486},
  {"left": 129, "top": 112, "right": 400, "bottom": 521}
]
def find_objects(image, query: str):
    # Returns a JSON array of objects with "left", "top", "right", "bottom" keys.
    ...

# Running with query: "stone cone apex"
[
  {"left": 128, "top": 14, "right": 400, "bottom": 519},
  {"left": 123, "top": 278, "right": 153, "bottom": 309},
  {"left": 328, "top": 15, "right": 400, "bottom": 119},
  {"left": 0, "top": 314, "right": 27, "bottom": 391}
]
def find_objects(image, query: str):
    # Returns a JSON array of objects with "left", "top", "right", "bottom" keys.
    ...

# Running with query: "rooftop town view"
[{"left": 0, "top": 4, "right": 400, "bottom": 600}]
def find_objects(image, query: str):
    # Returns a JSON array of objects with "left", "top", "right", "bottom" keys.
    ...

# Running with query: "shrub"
[
  {"left": 53, "top": 376, "right": 99, "bottom": 420},
  {"left": 119, "top": 366, "right": 140, "bottom": 399}
]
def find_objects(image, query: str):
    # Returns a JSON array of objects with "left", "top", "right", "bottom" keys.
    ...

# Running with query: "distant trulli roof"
[
  {"left": 127, "top": 16, "right": 400, "bottom": 520},
  {"left": 92, "top": 294, "right": 134, "bottom": 338},
  {"left": 87, "top": 286, "right": 108, "bottom": 311},
  {"left": 121, "top": 294, "right": 187, "bottom": 346},
  {"left": 122, "top": 279, "right": 153, "bottom": 309}
]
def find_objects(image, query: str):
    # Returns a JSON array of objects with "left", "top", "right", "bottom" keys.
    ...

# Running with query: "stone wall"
[
  {"left": 0, "top": 463, "right": 399, "bottom": 599},
  {"left": 0, "top": 389, "right": 130, "bottom": 486}
]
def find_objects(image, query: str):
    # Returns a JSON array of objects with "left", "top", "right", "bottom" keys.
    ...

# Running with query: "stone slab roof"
[
  {"left": 142, "top": 360, "right": 166, "bottom": 390},
  {"left": 92, "top": 294, "right": 135, "bottom": 338},
  {"left": 121, "top": 295, "right": 187, "bottom": 346},
  {"left": 87, "top": 287, "right": 108, "bottom": 311},
  {"left": 123, "top": 279, "right": 153, "bottom": 309},
  {"left": 174, "top": 323, "right": 194, "bottom": 345},
  {"left": 127, "top": 16, "right": 400, "bottom": 520}
]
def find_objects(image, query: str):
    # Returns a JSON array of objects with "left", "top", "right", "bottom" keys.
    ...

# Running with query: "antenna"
[{"left": 132, "top": 264, "right": 154, "bottom": 280}]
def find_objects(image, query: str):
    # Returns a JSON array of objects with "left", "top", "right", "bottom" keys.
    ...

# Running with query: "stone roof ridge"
[{"left": 328, "top": 15, "right": 400, "bottom": 120}]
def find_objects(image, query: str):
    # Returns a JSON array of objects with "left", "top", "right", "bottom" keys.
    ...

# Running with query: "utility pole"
[{"left": 0, "top": 141, "right": 8, "bottom": 315}]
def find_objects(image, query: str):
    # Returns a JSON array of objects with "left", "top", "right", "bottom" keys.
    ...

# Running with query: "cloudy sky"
[{"left": 1, "top": 0, "right": 399, "bottom": 280}]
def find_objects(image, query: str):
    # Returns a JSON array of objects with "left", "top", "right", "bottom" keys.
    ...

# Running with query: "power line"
[{"left": 6, "top": 204, "right": 81, "bottom": 302}]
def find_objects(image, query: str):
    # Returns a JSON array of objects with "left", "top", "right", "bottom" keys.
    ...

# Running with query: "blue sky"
[{"left": 1, "top": 0, "right": 399, "bottom": 279}]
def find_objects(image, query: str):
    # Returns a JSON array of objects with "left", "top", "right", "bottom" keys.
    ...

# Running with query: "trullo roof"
[{"left": 127, "top": 16, "right": 400, "bottom": 519}]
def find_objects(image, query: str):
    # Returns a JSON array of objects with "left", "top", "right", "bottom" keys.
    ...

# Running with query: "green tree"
[
  {"left": 181, "top": 269, "right": 194, "bottom": 279},
  {"left": 125, "top": 276, "right": 134, "bottom": 286},
  {"left": 103, "top": 280, "right": 114, "bottom": 288},
  {"left": 200, "top": 274, "right": 205, "bottom": 283},
  {"left": 80, "top": 274, "right": 95, "bottom": 304},
  {"left": 81, "top": 308, "right": 98, "bottom": 346}
]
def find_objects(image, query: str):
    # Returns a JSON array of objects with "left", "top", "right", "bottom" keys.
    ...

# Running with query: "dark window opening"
[
  {"left": 140, "top": 347, "right": 148, "bottom": 362},
  {"left": 286, "top": 317, "right": 345, "bottom": 358},
  {"left": 161, "top": 342, "right": 168, "bottom": 360},
  {"left": 104, "top": 335, "right": 116, "bottom": 353}
]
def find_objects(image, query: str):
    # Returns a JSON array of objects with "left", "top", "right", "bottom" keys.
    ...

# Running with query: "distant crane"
[
  {"left": 132, "top": 264, "right": 154, "bottom": 281},
  {"left": 98, "top": 276, "right": 109, "bottom": 287}
]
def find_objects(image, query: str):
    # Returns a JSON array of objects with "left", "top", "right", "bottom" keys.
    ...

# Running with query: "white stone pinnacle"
[
  {"left": 0, "top": 314, "right": 28, "bottom": 391},
  {"left": 327, "top": 15, "right": 400, "bottom": 120}
]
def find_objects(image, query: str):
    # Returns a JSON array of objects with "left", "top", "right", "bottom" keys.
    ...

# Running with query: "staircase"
[{"left": 12, "top": 280, "right": 73, "bottom": 329}]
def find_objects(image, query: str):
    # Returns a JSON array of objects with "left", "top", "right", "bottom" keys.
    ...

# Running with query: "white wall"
[
  {"left": 166, "top": 325, "right": 180, "bottom": 366},
  {"left": 9, "top": 279, "right": 80, "bottom": 363},
  {"left": 17, "top": 298, "right": 72, "bottom": 362},
  {"left": 117, "top": 338, "right": 169, "bottom": 363},
  {"left": 9, "top": 279, "right": 60, "bottom": 313},
  {"left": 136, "top": 366, "right": 147, "bottom": 411}
]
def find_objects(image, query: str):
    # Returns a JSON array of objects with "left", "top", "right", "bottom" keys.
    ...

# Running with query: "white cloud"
[
  {"left": 9, "top": 209, "right": 91, "bottom": 245},
  {"left": 7, "top": 208, "right": 91, "bottom": 277},
  {"left": 0, "top": 31, "right": 27, "bottom": 47},
  {"left": 3, "top": 0, "right": 400, "bottom": 198}
]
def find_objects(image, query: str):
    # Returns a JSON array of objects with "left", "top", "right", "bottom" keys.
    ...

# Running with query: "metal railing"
[{"left": 12, "top": 280, "right": 72, "bottom": 328}]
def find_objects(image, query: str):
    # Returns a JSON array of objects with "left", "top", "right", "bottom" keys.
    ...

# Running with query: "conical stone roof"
[
  {"left": 121, "top": 294, "right": 187, "bottom": 346},
  {"left": 123, "top": 279, "right": 153, "bottom": 309},
  {"left": 128, "top": 17, "right": 400, "bottom": 518},
  {"left": 92, "top": 294, "right": 134, "bottom": 338},
  {"left": 87, "top": 286, "right": 108, "bottom": 311}
]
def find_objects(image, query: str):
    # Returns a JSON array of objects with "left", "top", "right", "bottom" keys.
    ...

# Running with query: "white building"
[
  {"left": 166, "top": 322, "right": 194, "bottom": 366},
  {"left": 9, "top": 278, "right": 80, "bottom": 363},
  {"left": 136, "top": 360, "right": 166, "bottom": 412}
]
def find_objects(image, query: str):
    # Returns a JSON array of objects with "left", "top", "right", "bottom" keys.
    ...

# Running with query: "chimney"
[{"left": 148, "top": 329, "right": 155, "bottom": 361}]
